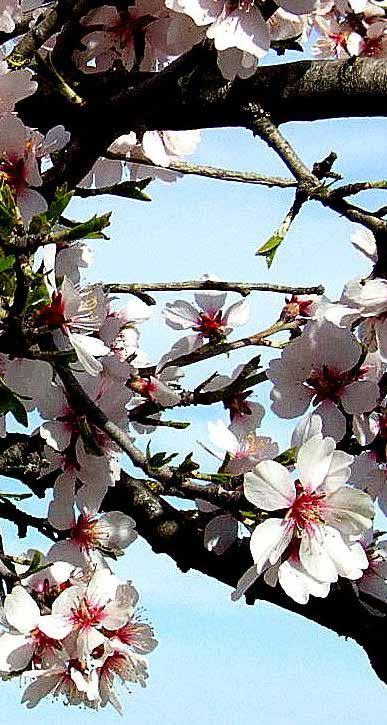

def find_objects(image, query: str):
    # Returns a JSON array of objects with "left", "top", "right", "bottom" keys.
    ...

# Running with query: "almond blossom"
[
  {"left": 166, "top": 0, "right": 316, "bottom": 63},
  {"left": 163, "top": 282, "right": 250, "bottom": 349},
  {"left": 0, "top": 585, "right": 63, "bottom": 673},
  {"left": 46, "top": 511, "right": 137, "bottom": 571},
  {"left": 39, "top": 374, "right": 130, "bottom": 512},
  {"left": 74, "top": 2, "right": 202, "bottom": 74},
  {"left": 350, "top": 451, "right": 387, "bottom": 514},
  {"left": 41, "top": 570, "right": 140, "bottom": 663},
  {"left": 207, "top": 419, "right": 279, "bottom": 475},
  {"left": 0, "top": 54, "right": 37, "bottom": 114},
  {"left": 0, "top": 114, "right": 69, "bottom": 223},
  {"left": 21, "top": 653, "right": 100, "bottom": 709},
  {"left": 267, "top": 320, "right": 380, "bottom": 441},
  {"left": 239, "top": 434, "right": 373, "bottom": 602},
  {"left": 202, "top": 365, "right": 265, "bottom": 436},
  {"left": 351, "top": 226, "right": 377, "bottom": 263},
  {"left": 35, "top": 276, "right": 109, "bottom": 375},
  {"left": 341, "top": 276, "right": 387, "bottom": 360}
]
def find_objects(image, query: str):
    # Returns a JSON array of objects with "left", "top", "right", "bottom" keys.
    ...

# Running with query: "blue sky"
[{"left": 2, "top": 112, "right": 387, "bottom": 720}]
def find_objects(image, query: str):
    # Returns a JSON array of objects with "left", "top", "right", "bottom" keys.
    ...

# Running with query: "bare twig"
[
  {"left": 105, "top": 153, "right": 296, "bottom": 188},
  {"left": 104, "top": 280, "right": 325, "bottom": 300}
]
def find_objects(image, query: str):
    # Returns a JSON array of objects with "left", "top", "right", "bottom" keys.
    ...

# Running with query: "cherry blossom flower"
[
  {"left": 42, "top": 570, "right": 140, "bottom": 663},
  {"left": 46, "top": 512, "right": 137, "bottom": 572},
  {"left": 166, "top": 0, "right": 316, "bottom": 61},
  {"left": 202, "top": 365, "right": 265, "bottom": 436},
  {"left": 35, "top": 276, "right": 109, "bottom": 375},
  {"left": 208, "top": 419, "right": 279, "bottom": 475},
  {"left": 0, "top": 114, "right": 69, "bottom": 223},
  {"left": 136, "top": 128, "right": 201, "bottom": 168},
  {"left": 242, "top": 434, "right": 373, "bottom": 600},
  {"left": 21, "top": 649, "right": 101, "bottom": 709},
  {"left": 163, "top": 281, "right": 250, "bottom": 349},
  {"left": 279, "top": 292, "right": 352, "bottom": 325},
  {"left": 0, "top": 585, "right": 63, "bottom": 673},
  {"left": 267, "top": 320, "right": 380, "bottom": 441},
  {"left": 99, "top": 296, "right": 152, "bottom": 371},
  {"left": 42, "top": 240, "right": 93, "bottom": 293},
  {"left": 75, "top": 1, "right": 201, "bottom": 75},
  {"left": 340, "top": 275, "right": 387, "bottom": 360}
]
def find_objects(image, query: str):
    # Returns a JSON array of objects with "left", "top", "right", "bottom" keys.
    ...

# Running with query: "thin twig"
[
  {"left": 156, "top": 321, "right": 299, "bottom": 372},
  {"left": 104, "top": 280, "right": 325, "bottom": 301},
  {"left": 105, "top": 153, "right": 296, "bottom": 188}
]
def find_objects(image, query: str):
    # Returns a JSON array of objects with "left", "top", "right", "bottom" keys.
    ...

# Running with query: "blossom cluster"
[{"left": 0, "top": 0, "right": 386, "bottom": 711}]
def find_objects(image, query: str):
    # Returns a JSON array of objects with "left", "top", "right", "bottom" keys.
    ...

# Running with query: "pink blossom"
[
  {"left": 242, "top": 434, "right": 373, "bottom": 597},
  {"left": 35, "top": 276, "right": 109, "bottom": 375},
  {"left": 267, "top": 320, "right": 380, "bottom": 441}
]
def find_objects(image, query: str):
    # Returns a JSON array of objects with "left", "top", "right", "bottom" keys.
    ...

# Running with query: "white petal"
[
  {"left": 250, "top": 518, "right": 292, "bottom": 571},
  {"left": 99, "top": 511, "right": 137, "bottom": 549},
  {"left": 0, "top": 633, "right": 34, "bottom": 672},
  {"left": 315, "top": 400, "right": 347, "bottom": 442},
  {"left": 204, "top": 514, "right": 238, "bottom": 554},
  {"left": 278, "top": 559, "right": 330, "bottom": 604},
  {"left": 324, "top": 486, "right": 374, "bottom": 536},
  {"left": 4, "top": 586, "right": 40, "bottom": 633},
  {"left": 208, "top": 420, "right": 238, "bottom": 456},
  {"left": 244, "top": 460, "right": 295, "bottom": 510},
  {"left": 297, "top": 435, "right": 336, "bottom": 492},
  {"left": 341, "top": 380, "right": 379, "bottom": 415},
  {"left": 222, "top": 299, "right": 250, "bottom": 328},
  {"left": 299, "top": 528, "right": 338, "bottom": 582},
  {"left": 291, "top": 413, "right": 323, "bottom": 447}
]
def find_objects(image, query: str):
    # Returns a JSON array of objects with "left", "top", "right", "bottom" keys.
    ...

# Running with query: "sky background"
[{"left": 2, "top": 90, "right": 387, "bottom": 720}]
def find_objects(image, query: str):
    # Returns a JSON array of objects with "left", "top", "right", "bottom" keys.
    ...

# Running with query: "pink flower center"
[
  {"left": 70, "top": 598, "right": 105, "bottom": 629},
  {"left": 131, "top": 377, "right": 157, "bottom": 397},
  {"left": 70, "top": 514, "right": 99, "bottom": 550},
  {"left": 306, "top": 366, "right": 346, "bottom": 403},
  {"left": 0, "top": 155, "right": 26, "bottom": 192},
  {"left": 194, "top": 311, "right": 224, "bottom": 338},
  {"left": 36, "top": 292, "right": 66, "bottom": 329},
  {"left": 288, "top": 483, "right": 326, "bottom": 532},
  {"left": 226, "top": 391, "right": 252, "bottom": 421},
  {"left": 281, "top": 294, "right": 315, "bottom": 322},
  {"left": 31, "top": 628, "right": 61, "bottom": 663},
  {"left": 330, "top": 32, "right": 348, "bottom": 49}
]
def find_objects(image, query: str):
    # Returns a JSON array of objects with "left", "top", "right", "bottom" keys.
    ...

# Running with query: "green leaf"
[
  {"left": 25, "top": 271, "right": 51, "bottom": 311},
  {"left": 148, "top": 451, "right": 178, "bottom": 468},
  {"left": 256, "top": 232, "right": 284, "bottom": 268},
  {"left": 8, "top": 394, "right": 28, "bottom": 427},
  {"left": 0, "top": 183, "right": 18, "bottom": 236},
  {"left": 47, "top": 184, "right": 74, "bottom": 224},
  {"left": 0, "top": 255, "right": 15, "bottom": 273},
  {"left": 275, "top": 446, "right": 298, "bottom": 466},
  {"left": 0, "top": 384, "right": 28, "bottom": 427},
  {"left": 112, "top": 180, "right": 152, "bottom": 202},
  {"left": 25, "top": 550, "right": 43, "bottom": 574},
  {"left": 60, "top": 212, "right": 112, "bottom": 241}
]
